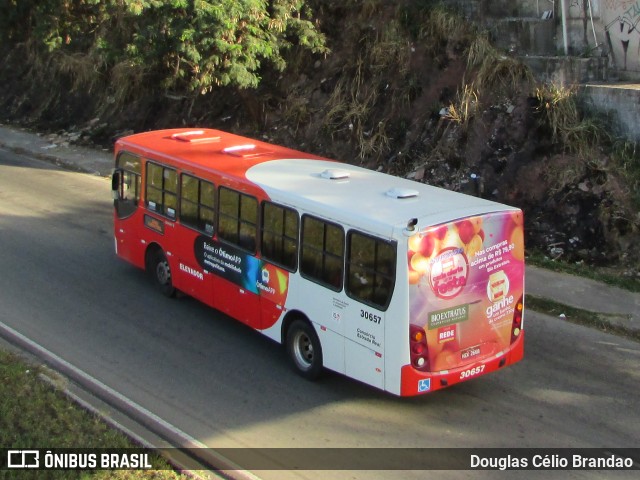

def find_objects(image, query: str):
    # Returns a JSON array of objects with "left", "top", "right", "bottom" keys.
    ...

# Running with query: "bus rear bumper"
[{"left": 399, "top": 331, "right": 525, "bottom": 396}]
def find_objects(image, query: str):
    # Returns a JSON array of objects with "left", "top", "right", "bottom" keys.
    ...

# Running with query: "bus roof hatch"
[
  {"left": 170, "top": 130, "right": 221, "bottom": 143},
  {"left": 386, "top": 187, "right": 419, "bottom": 199}
]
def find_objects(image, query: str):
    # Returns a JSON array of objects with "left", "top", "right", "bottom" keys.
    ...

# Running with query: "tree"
[{"left": 0, "top": 0, "right": 327, "bottom": 94}]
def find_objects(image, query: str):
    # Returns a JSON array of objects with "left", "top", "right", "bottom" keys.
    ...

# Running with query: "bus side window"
[
  {"left": 346, "top": 231, "right": 396, "bottom": 310},
  {"left": 300, "top": 215, "right": 344, "bottom": 291},
  {"left": 261, "top": 202, "right": 299, "bottom": 271},
  {"left": 180, "top": 174, "right": 216, "bottom": 235},
  {"left": 218, "top": 187, "right": 258, "bottom": 252},
  {"left": 146, "top": 162, "right": 178, "bottom": 219}
]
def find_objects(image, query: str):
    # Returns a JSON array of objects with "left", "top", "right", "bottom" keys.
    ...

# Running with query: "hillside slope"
[{"left": 0, "top": 1, "right": 638, "bottom": 278}]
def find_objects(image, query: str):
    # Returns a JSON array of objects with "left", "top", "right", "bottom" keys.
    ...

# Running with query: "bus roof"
[
  {"left": 246, "top": 159, "right": 512, "bottom": 236},
  {"left": 117, "top": 128, "right": 515, "bottom": 237}
]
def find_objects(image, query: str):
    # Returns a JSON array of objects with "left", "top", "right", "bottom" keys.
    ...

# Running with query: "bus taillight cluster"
[
  {"left": 511, "top": 295, "right": 524, "bottom": 344},
  {"left": 409, "top": 325, "right": 429, "bottom": 371}
]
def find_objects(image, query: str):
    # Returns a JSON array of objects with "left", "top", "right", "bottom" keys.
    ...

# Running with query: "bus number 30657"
[
  {"left": 460, "top": 365, "right": 486, "bottom": 379},
  {"left": 361, "top": 310, "right": 382, "bottom": 324}
]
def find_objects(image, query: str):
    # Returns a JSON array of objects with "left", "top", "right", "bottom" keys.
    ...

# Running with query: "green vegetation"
[
  {"left": 0, "top": 0, "right": 638, "bottom": 272},
  {"left": 611, "top": 138, "right": 640, "bottom": 210},
  {"left": 0, "top": 0, "right": 327, "bottom": 115},
  {"left": 0, "top": 350, "right": 186, "bottom": 479}
]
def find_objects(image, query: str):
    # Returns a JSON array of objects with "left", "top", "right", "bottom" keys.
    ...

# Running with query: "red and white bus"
[{"left": 111, "top": 128, "right": 524, "bottom": 396}]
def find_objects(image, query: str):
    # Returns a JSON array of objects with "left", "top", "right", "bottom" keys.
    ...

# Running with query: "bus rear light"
[
  {"left": 409, "top": 325, "right": 429, "bottom": 371},
  {"left": 511, "top": 295, "right": 524, "bottom": 344}
]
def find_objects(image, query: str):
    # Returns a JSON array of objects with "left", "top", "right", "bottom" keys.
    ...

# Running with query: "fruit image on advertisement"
[
  {"left": 407, "top": 224, "right": 447, "bottom": 284},
  {"left": 408, "top": 211, "right": 525, "bottom": 372}
]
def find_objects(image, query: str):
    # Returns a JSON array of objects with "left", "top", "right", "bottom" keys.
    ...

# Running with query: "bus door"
[
  {"left": 112, "top": 152, "right": 142, "bottom": 265},
  {"left": 341, "top": 231, "right": 396, "bottom": 389},
  {"left": 297, "top": 215, "right": 347, "bottom": 373},
  {"left": 342, "top": 298, "right": 385, "bottom": 389}
]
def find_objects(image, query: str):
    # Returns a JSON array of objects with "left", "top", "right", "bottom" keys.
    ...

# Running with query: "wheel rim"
[
  {"left": 156, "top": 260, "right": 171, "bottom": 286},
  {"left": 292, "top": 330, "right": 314, "bottom": 370}
]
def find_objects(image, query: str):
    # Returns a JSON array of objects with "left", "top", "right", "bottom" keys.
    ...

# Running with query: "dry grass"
[
  {"left": 420, "top": 5, "right": 473, "bottom": 55},
  {"left": 611, "top": 139, "right": 640, "bottom": 209},
  {"left": 54, "top": 51, "right": 101, "bottom": 93},
  {"left": 467, "top": 34, "right": 534, "bottom": 96},
  {"left": 322, "top": 15, "right": 411, "bottom": 160},
  {"left": 535, "top": 83, "right": 611, "bottom": 156},
  {"left": 444, "top": 84, "right": 479, "bottom": 127},
  {"left": 416, "top": 18, "right": 534, "bottom": 135},
  {"left": 108, "top": 60, "right": 147, "bottom": 109},
  {"left": 369, "top": 21, "right": 411, "bottom": 76}
]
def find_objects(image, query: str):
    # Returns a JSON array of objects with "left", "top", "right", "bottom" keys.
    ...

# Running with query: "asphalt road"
[{"left": 1, "top": 149, "right": 639, "bottom": 480}]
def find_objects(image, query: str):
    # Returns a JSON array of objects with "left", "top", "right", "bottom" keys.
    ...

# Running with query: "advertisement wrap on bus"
[
  {"left": 403, "top": 212, "right": 525, "bottom": 395},
  {"left": 193, "top": 235, "right": 290, "bottom": 329},
  {"left": 111, "top": 128, "right": 525, "bottom": 397}
]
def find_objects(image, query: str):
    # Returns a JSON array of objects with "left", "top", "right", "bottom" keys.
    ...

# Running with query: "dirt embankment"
[{"left": 0, "top": 3, "right": 638, "bottom": 276}]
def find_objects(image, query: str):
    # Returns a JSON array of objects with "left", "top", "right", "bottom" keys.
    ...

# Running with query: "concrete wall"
[
  {"left": 522, "top": 55, "right": 609, "bottom": 83},
  {"left": 446, "top": 1, "right": 640, "bottom": 72},
  {"left": 443, "top": 1, "right": 640, "bottom": 142},
  {"left": 562, "top": 1, "right": 603, "bottom": 54},
  {"left": 581, "top": 83, "right": 640, "bottom": 141}
]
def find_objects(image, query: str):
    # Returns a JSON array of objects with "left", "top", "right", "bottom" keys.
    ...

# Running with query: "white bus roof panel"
[{"left": 246, "top": 159, "right": 514, "bottom": 236}]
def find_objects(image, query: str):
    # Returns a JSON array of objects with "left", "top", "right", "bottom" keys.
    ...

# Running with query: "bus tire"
[
  {"left": 147, "top": 248, "right": 176, "bottom": 298},
  {"left": 286, "top": 319, "right": 323, "bottom": 380}
]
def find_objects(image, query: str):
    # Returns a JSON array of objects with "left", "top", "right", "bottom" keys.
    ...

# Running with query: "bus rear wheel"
[
  {"left": 286, "top": 319, "right": 323, "bottom": 380},
  {"left": 148, "top": 249, "right": 176, "bottom": 298}
]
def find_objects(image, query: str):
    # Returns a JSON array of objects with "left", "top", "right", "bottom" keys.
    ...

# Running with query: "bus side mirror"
[{"left": 111, "top": 169, "right": 121, "bottom": 200}]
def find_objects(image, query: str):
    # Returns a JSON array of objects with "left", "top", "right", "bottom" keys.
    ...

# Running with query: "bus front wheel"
[
  {"left": 148, "top": 249, "right": 176, "bottom": 298},
  {"left": 286, "top": 319, "right": 323, "bottom": 380}
]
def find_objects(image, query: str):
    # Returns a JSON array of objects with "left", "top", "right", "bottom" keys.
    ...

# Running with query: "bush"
[{"left": 0, "top": 0, "right": 327, "bottom": 95}]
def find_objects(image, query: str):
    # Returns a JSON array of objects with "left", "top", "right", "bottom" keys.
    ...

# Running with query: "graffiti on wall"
[{"left": 603, "top": 0, "right": 640, "bottom": 70}]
